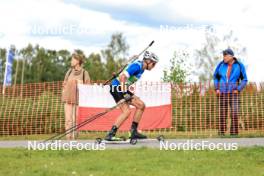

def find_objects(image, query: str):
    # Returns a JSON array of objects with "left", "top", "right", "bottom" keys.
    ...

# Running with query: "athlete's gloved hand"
[{"left": 123, "top": 93, "right": 132, "bottom": 102}]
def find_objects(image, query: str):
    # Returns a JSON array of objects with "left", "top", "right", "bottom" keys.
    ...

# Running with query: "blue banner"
[
  {"left": 3, "top": 48, "right": 15, "bottom": 86},
  {"left": 0, "top": 59, "right": 2, "bottom": 83}
]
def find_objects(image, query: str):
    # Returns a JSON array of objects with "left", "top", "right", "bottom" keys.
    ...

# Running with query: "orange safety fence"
[
  {"left": 0, "top": 82, "right": 64, "bottom": 135},
  {"left": 0, "top": 81, "right": 264, "bottom": 137},
  {"left": 171, "top": 82, "right": 264, "bottom": 136}
]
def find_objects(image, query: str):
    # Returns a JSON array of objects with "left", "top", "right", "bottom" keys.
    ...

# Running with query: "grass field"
[
  {"left": 0, "top": 130, "right": 264, "bottom": 141},
  {"left": 0, "top": 147, "right": 263, "bottom": 176}
]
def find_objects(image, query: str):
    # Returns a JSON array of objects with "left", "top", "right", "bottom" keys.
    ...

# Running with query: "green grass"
[
  {"left": 0, "top": 147, "right": 263, "bottom": 176},
  {"left": 0, "top": 130, "right": 263, "bottom": 141}
]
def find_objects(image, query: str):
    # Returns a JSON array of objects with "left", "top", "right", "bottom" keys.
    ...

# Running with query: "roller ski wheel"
[
  {"left": 157, "top": 135, "right": 165, "bottom": 142},
  {"left": 130, "top": 138, "right": 138, "bottom": 145}
]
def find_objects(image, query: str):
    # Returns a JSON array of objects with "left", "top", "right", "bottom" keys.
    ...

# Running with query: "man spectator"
[{"left": 213, "top": 48, "right": 248, "bottom": 136}]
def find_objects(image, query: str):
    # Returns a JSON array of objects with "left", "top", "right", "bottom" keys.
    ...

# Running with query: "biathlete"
[{"left": 105, "top": 51, "right": 159, "bottom": 141}]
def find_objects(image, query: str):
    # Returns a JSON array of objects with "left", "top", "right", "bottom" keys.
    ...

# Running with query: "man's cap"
[{"left": 223, "top": 48, "right": 234, "bottom": 56}]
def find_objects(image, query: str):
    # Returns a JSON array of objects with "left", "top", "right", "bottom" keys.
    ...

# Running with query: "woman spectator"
[{"left": 62, "top": 52, "right": 90, "bottom": 140}]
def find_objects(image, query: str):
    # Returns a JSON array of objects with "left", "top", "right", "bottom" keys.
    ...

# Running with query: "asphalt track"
[{"left": 0, "top": 138, "right": 263, "bottom": 149}]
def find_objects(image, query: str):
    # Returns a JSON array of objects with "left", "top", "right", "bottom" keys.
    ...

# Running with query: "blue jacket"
[{"left": 213, "top": 59, "right": 248, "bottom": 93}]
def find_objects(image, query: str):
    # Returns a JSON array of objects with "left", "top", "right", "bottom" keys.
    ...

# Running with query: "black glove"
[{"left": 123, "top": 93, "right": 132, "bottom": 101}]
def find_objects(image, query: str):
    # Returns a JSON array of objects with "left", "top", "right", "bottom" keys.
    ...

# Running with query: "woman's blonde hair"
[{"left": 72, "top": 52, "right": 85, "bottom": 65}]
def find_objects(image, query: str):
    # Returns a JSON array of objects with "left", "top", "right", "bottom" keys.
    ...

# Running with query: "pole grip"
[{"left": 149, "top": 40, "right": 155, "bottom": 47}]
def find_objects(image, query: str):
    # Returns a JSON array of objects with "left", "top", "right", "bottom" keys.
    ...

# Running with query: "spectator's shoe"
[{"left": 230, "top": 133, "right": 238, "bottom": 137}]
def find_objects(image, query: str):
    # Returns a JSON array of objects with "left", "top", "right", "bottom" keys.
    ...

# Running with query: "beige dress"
[
  {"left": 62, "top": 68, "right": 90, "bottom": 104},
  {"left": 62, "top": 68, "right": 90, "bottom": 139}
]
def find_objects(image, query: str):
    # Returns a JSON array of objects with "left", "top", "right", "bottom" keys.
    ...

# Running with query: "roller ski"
[
  {"left": 95, "top": 136, "right": 128, "bottom": 144},
  {"left": 96, "top": 126, "right": 128, "bottom": 144},
  {"left": 95, "top": 134, "right": 165, "bottom": 145}
]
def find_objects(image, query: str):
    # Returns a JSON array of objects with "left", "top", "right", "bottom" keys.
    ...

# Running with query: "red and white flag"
[{"left": 77, "top": 82, "right": 172, "bottom": 131}]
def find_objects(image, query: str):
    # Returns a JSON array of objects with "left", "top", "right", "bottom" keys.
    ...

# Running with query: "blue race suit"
[{"left": 111, "top": 60, "right": 144, "bottom": 87}]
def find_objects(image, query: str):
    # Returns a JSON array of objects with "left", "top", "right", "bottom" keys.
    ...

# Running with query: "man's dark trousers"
[{"left": 218, "top": 93, "right": 239, "bottom": 135}]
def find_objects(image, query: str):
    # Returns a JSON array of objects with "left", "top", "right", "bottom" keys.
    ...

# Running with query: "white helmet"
[{"left": 143, "top": 51, "right": 159, "bottom": 63}]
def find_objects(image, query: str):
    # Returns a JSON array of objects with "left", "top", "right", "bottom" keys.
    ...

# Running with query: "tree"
[
  {"left": 19, "top": 44, "right": 34, "bottom": 84},
  {"left": 101, "top": 33, "right": 129, "bottom": 79},
  {"left": 162, "top": 49, "right": 190, "bottom": 83},
  {"left": 194, "top": 26, "right": 247, "bottom": 82},
  {"left": 83, "top": 32, "right": 130, "bottom": 81},
  {"left": 57, "top": 49, "right": 71, "bottom": 73},
  {"left": 0, "top": 32, "right": 130, "bottom": 84},
  {"left": 84, "top": 53, "right": 106, "bottom": 81},
  {"left": 0, "top": 48, "right": 7, "bottom": 84},
  {"left": 17, "top": 45, "right": 71, "bottom": 83}
]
